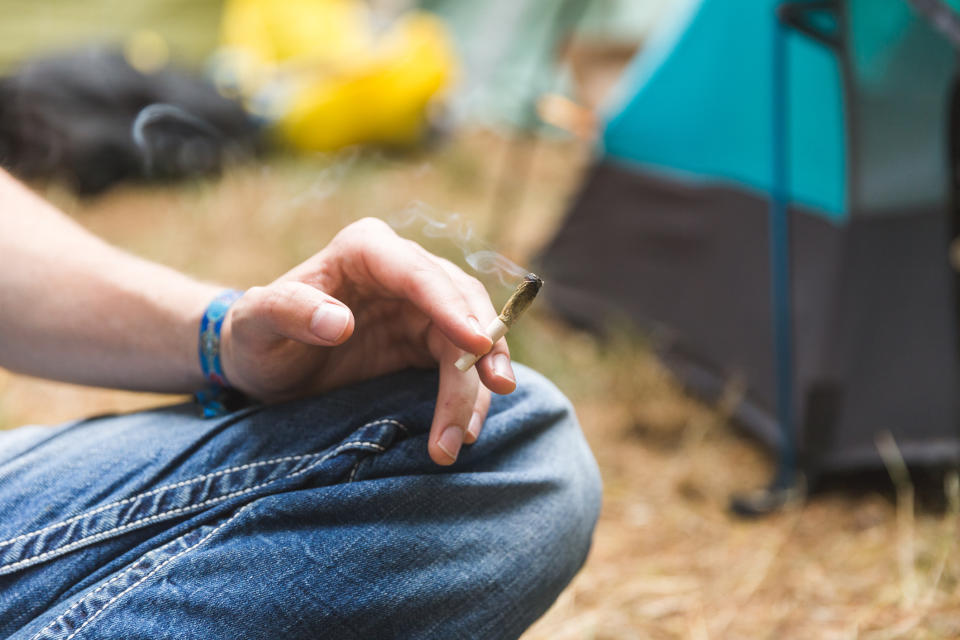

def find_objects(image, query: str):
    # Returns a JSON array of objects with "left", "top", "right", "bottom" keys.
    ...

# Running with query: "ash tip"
[
  {"left": 524, "top": 273, "right": 544, "bottom": 291},
  {"left": 498, "top": 272, "right": 543, "bottom": 326}
]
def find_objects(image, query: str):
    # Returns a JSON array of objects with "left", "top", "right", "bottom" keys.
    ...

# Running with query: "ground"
[{"left": 2, "top": 131, "right": 959, "bottom": 639}]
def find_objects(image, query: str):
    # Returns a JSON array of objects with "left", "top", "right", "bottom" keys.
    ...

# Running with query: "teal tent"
[{"left": 541, "top": 0, "right": 960, "bottom": 490}]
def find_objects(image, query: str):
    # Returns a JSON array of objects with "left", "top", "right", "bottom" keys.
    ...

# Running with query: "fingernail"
[
  {"left": 310, "top": 302, "right": 350, "bottom": 342},
  {"left": 467, "top": 411, "right": 483, "bottom": 441},
  {"left": 493, "top": 353, "right": 515, "bottom": 383},
  {"left": 437, "top": 425, "right": 465, "bottom": 462}
]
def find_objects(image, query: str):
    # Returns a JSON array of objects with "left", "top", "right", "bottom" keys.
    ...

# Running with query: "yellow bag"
[{"left": 218, "top": 0, "right": 456, "bottom": 151}]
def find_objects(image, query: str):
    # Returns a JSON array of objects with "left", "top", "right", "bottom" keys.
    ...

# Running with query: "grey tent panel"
[
  {"left": 538, "top": 0, "right": 960, "bottom": 474},
  {"left": 540, "top": 160, "right": 960, "bottom": 472}
]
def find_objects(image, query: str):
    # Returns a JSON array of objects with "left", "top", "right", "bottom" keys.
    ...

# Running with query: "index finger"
[{"left": 310, "top": 218, "right": 496, "bottom": 355}]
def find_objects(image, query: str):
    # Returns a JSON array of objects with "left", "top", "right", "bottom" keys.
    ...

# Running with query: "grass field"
[{"left": 3, "top": 130, "right": 959, "bottom": 639}]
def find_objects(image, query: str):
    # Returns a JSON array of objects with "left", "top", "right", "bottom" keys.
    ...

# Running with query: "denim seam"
[
  {"left": 29, "top": 505, "right": 251, "bottom": 640},
  {"left": 347, "top": 460, "right": 362, "bottom": 483},
  {"left": 0, "top": 418, "right": 405, "bottom": 551},
  {"left": 0, "top": 454, "right": 309, "bottom": 550},
  {"left": 0, "top": 440, "right": 388, "bottom": 574},
  {"left": 382, "top": 419, "right": 408, "bottom": 435}
]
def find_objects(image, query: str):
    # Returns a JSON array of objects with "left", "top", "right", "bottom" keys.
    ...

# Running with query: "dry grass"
[{"left": 2, "top": 130, "right": 959, "bottom": 638}]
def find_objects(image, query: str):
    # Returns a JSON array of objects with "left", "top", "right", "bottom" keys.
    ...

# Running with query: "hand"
[{"left": 221, "top": 218, "right": 517, "bottom": 465}]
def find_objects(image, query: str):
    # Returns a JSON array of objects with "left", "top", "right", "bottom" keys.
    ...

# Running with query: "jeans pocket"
[{"left": 0, "top": 417, "right": 408, "bottom": 577}]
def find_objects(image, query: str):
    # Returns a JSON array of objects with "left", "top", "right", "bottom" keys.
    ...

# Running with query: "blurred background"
[{"left": 3, "top": 0, "right": 960, "bottom": 637}]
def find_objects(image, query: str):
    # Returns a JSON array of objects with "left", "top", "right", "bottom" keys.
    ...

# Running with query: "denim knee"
[
  {"left": 475, "top": 363, "right": 602, "bottom": 634},
  {"left": 3, "top": 365, "right": 601, "bottom": 640}
]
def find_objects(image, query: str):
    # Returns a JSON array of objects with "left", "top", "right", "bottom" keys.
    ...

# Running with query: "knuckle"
[
  {"left": 443, "top": 384, "right": 479, "bottom": 415},
  {"left": 331, "top": 218, "right": 395, "bottom": 256},
  {"left": 349, "top": 216, "right": 392, "bottom": 237}
]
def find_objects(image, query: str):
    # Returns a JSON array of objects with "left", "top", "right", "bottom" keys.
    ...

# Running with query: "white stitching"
[
  {"left": 26, "top": 421, "right": 398, "bottom": 640},
  {"left": 26, "top": 506, "right": 246, "bottom": 640},
  {"left": 1, "top": 441, "right": 385, "bottom": 573},
  {"left": 51, "top": 505, "right": 249, "bottom": 640},
  {"left": 379, "top": 418, "right": 409, "bottom": 435},
  {"left": 0, "top": 418, "right": 405, "bottom": 550},
  {"left": 347, "top": 460, "right": 361, "bottom": 483},
  {"left": 0, "top": 454, "right": 311, "bottom": 549},
  {"left": 1, "top": 441, "right": 384, "bottom": 572},
  {"left": 29, "top": 553, "right": 139, "bottom": 640}
]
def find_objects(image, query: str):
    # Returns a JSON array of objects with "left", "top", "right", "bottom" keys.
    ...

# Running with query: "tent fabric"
[
  {"left": 540, "top": 0, "right": 960, "bottom": 474},
  {"left": 848, "top": 0, "right": 954, "bottom": 214},
  {"left": 602, "top": 0, "right": 847, "bottom": 220}
]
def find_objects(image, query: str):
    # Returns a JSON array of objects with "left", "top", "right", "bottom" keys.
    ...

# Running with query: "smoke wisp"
[{"left": 389, "top": 201, "right": 528, "bottom": 287}]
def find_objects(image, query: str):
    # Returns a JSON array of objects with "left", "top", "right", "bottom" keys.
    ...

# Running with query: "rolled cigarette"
[{"left": 455, "top": 273, "right": 543, "bottom": 371}]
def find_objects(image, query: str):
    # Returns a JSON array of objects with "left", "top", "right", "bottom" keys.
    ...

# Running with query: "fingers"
[
  {"left": 429, "top": 255, "right": 516, "bottom": 395},
  {"left": 464, "top": 386, "right": 491, "bottom": 444},
  {"left": 427, "top": 348, "right": 480, "bottom": 465},
  {"left": 427, "top": 324, "right": 504, "bottom": 464},
  {"left": 344, "top": 222, "right": 518, "bottom": 398},
  {"left": 321, "top": 218, "right": 496, "bottom": 355},
  {"left": 267, "top": 217, "right": 519, "bottom": 466},
  {"left": 476, "top": 338, "right": 516, "bottom": 395},
  {"left": 238, "top": 281, "right": 355, "bottom": 346}
]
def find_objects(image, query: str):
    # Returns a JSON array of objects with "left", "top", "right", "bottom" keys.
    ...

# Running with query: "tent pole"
[
  {"left": 769, "top": 3, "right": 797, "bottom": 491},
  {"left": 730, "top": 3, "right": 803, "bottom": 516}
]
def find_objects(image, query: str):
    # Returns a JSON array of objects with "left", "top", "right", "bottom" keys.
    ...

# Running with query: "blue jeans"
[{"left": 0, "top": 364, "right": 600, "bottom": 639}]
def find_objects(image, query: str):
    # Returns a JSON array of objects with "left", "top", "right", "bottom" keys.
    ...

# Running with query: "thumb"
[{"left": 242, "top": 281, "right": 355, "bottom": 346}]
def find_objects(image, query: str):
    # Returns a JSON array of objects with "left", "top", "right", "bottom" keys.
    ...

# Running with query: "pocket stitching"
[
  {"left": 0, "top": 418, "right": 406, "bottom": 551},
  {"left": 0, "top": 453, "right": 311, "bottom": 550},
  {"left": 29, "top": 505, "right": 251, "bottom": 640},
  {"left": 0, "top": 438, "right": 389, "bottom": 574}
]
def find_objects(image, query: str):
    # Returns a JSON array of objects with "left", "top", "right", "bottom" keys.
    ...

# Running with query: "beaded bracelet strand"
[{"left": 196, "top": 289, "right": 244, "bottom": 418}]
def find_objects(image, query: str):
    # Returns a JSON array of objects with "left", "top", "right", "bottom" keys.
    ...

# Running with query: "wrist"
[
  {"left": 194, "top": 288, "right": 246, "bottom": 417},
  {"left": 198, "top": 289, "right": 243, "bottom": 387},
  {"left": 179, "top": 284, "right": 226, "bottom": 390}
]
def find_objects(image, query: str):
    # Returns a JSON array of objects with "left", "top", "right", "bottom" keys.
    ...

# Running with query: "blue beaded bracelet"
[{"left": 196, "top": 289, "right": 244, "bottom": 417}]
